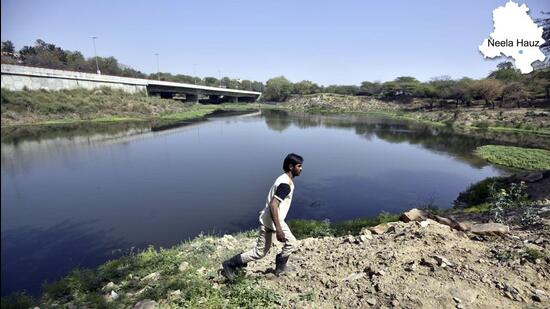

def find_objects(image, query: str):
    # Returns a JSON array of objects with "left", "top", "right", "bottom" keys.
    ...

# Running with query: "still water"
[{"left": 1, "top": 109, "right": 511, "bottom": 295}]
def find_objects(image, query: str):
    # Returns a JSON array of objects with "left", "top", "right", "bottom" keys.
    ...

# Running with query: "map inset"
[{"left": 479, "top": 1, "right": 546, "bottom": 73}]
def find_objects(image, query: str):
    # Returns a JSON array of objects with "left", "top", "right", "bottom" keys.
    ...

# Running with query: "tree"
[
  {"left": 263, "top": 76, "right": 293, "bottom": 102},
  {"left": 241, "top": 80, "right": 253, "bottom": 90},
  {"left": 204, "top": 77, "right": 220, "bottom": 87},
  {"left": 251, "top": 81, "right": 264, "bottom": 92},
  {"left": 293, "top": 80, "right": 319, "bottom": 95},
  {"left": 222, "top": 77, "right": 239, "bottom": 89},
  {"left": 450, "top": 78, "right": 474, "bottom": 107},
  {"left": 1, "top": 40, "right": 15, "bottom": 54},
  {"left": 382, "top": 76, "right": 422, "bottom": 103},
  {"left": 324, "top": 85, "right": 359, "bottom": 95},
  {"left": 472, "top": 79, "right": 504, "bottom": 109},
  {"left": 418, "top": 84, "right": 439, "bottom": 109},
  {"left": 428, "top": 76, "right": 456, "bottom": 108},
  {"left": 359, "top": 81, "right": 382, "bottom": 96},
  {"left": 502, "top": 82, "right": 529, "bottom": 108},
  {"left": 489, "top": 62, "right": 522, "bottom": 83}
]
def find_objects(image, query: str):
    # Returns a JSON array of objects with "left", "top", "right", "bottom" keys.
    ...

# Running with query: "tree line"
[{"left": 263, "top": 63, "right": 549, "bottom": 109}]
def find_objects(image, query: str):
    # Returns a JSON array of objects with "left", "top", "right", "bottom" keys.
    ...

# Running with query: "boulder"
[
  {"left": 432, "top": 215, "right": 466, "bottom": 231},
  {"left": 369, "top": 223, "right": 389, "bottom": 235},
  {"left": 101, "top": 281, "right": 117, "bottom": 293},
  {"left": 399, "top": 208, "right": 428, "bottom": 222},
  {"left": 141, "top": 272, "right": 160, "bottom": 282},
  {"left": 359, "top": 228, "right": 373, "bottom": 239},
  {"left": 470, "top": 223, "right": 510, "bottom": 236},
  {"left": 432, "top": 255, "right": 454, "bottom": 268},
  {"left": 133, "top": 300, "right": 158, "bottom": 309}
]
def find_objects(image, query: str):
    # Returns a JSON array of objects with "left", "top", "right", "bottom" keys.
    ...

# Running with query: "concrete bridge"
[{"left": 1, "top": 64, "right": 261, "bottom": 103}]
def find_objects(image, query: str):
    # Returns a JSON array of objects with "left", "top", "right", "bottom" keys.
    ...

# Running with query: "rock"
[
  {"left": 169, "top": 289, "right": 182, "bottom": 298},
  {"left": 533, "top": 289, "right": 547, "bottom": 302},
  {"left": 432, "top": 255, "right": 454, "bottom": 268},
  {"left": 343, "top": 272, "right": 365, "bottom": 281},
  {"left": 141, "top": 272, "right": 160, "bottom": 282},
  {"left": 323, "top": 279, "right": 338, "bottom": 288},
  {"left": 110, "top": 290, "right": 119, "bottom": 300},
  {"left": 432, "top": 215, "right": 464, "bottom": 231},
  {"left": 364, "top": 266, "right": 385, "bottom": 277},
  {"left": 343, "top": 235, "right": 355, "bottom": 243},
  {"left": 419, "top": 220, "right": 431, "bottom": 228},
  {"left": 400, "top": 208, "right": 428, "bottom": 222},
  {"left": 370, "top": 223, "right": 389, "bottom": 235},
  {"left": 178, "top": 261, "right": 189, "bottom": 272},
  {"left": 470, "top": 223, "right": 510, "bottom": 236},
  {"left": 101, "top": 281, "right": 117, "bottom": 292},
  {"left": 420, "top": 257, "right": 436, "bottom": 270},
  {"left": 360, "top": 228, "right": 373, "bottom": 239},
  {"left": 453, "top": 297, "right": 461, "bottom": 303},
  {"left": 366, "top": 297, "right": 377, "bottom": 305},
  {"left": 457, "top": 222, "right": 472, "bottom": 231},
  {"left": 135, "top": 286, "right": 149, "bottom": 296},
  {"left": 355, "top": 235, "right": 368, "bottom": 244},
  {"left": 535, "top": 289, "right": 546, "bottom": 296},
  {"left": 133, "top": 299, "right": 158, "bottom": 309},
  {"left": 391, "top": 299, "right": 400, "bottom": 307},
  {"left": 404, "top": 261, "right": 416, "bottom": 272}
]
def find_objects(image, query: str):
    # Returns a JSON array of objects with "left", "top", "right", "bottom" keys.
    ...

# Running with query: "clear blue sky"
[{"left": 1, "top": 0, "right": 548, "bottom": 85}]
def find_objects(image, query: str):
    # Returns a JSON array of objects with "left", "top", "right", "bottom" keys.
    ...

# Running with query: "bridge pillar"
[
  {"left": 227, "top": 96, "right": 238, "bottom": 103},
  {"left": 186, "top": 93, "right": 198, "bottom": 103}
]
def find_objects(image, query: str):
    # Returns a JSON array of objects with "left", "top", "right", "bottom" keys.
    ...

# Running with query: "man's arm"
[{"left": 269, "top": 197, "right": 287, "bottom": 242}]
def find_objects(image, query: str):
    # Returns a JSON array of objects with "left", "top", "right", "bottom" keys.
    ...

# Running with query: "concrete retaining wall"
[{"left": 1, "top": 64, "right": 147, "bottom": 93}]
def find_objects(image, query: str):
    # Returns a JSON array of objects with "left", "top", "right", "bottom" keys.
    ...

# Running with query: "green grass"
[
  {"left": 1, "top": 88, "right": 271, "bottom": 127},
  {"left": 475, "top": 145, "right": 550, "bottom": 170},
  {"left": 455, "top": 177, "right": 507, "bottom": 207},
  {"left": 3, "top": 235, "right": 284, "bottom": 308},
  {"left": 487, "top": 126, "right": 550, "bottom": 136},
  {"left": 289, "top": 211, "right": 400, "bottom": 239},
  {"left": 463, "top": 203, "right": 491, "bottom": 214}
]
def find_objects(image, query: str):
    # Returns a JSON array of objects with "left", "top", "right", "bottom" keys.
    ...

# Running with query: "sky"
[{"left": 1, "top": 0, "right": 548, "bottom": 85}]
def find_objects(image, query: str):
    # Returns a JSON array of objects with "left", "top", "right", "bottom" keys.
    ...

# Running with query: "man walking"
[{"left": 221, "top": 153, "right": 304, "bottom": 279}]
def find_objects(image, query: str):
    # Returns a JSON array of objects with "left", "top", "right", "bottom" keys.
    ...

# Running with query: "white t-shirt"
[{"left": 259, "top": 173, "right": 294, "bottom": 230}]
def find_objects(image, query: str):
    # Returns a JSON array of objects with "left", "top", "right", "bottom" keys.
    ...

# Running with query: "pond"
[{"left": 1, "top": 109, "right": 514, "bottom": 295}]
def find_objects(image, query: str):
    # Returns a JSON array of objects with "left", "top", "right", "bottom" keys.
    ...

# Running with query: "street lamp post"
[
  {"left": 193, "top": 64, "right": 197, "bottom": 85},
  {"left": 91, "top": 36, "right": 101, "bottom": 74},
  {"left": 154, "top": 53, "right": 160, "bottom": 81}
]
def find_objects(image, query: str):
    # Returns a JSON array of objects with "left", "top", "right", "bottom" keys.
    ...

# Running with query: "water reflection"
[{"left": 1, "top": 220, "right": 128, "bottom": 296}]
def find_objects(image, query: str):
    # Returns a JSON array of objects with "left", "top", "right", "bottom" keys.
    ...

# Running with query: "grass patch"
[
  {"left": 455, "top": 177, "right": 507, "bottom": 207},
  {"left": 4, "top": 235, "right": 284, "bottom": 308},
  {"left": 463, "top": 203, "right": 491, "bottom": 214},
  {"left": 474, "top": 145, "right": 550, "bottom": 170},
  {"left": 289, "top": 211, "right": 400, "bottom": 239},
  {"left": 1, "top": 88, "right": 271, "bottom": 126}
]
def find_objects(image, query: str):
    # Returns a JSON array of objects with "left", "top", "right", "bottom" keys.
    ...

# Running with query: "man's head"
[{"left": 283, "top": 153, "right": 303, "bottom": 177}]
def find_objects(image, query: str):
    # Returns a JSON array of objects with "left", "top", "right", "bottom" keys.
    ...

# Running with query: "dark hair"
[{"left": 283, "top": 153, "right": 303, "bottom": 172}]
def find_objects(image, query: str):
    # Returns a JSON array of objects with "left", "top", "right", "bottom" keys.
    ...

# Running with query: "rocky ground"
[
  {"left": 209, "top": 206, "right": 548, "bottom": 309},
  {"left": 284, "top": 94, "right": 400, "bottom": 113}
]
